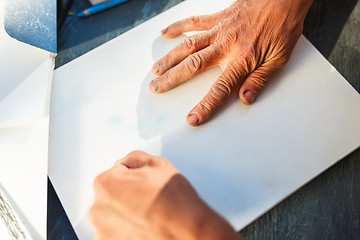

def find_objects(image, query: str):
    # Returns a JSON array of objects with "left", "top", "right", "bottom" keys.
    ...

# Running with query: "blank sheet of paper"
[{"left": 49, "top": 0, "right": 360, "bottom": 238}]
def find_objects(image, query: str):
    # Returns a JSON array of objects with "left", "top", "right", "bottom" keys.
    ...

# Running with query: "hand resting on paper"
[
  {"left": 89, "top": 151, "right": 245, "bottom": 240},
  {"left": 150, "top": 0, "right": 313, "bottom": 126}
]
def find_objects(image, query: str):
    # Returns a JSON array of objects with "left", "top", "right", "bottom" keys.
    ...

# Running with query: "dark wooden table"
[{"left": 49, "top": 0, "right": 360, "bottom": 239}]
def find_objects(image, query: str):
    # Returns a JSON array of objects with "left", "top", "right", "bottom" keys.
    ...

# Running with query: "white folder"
[{"left": 0, "top": 0, "right": 55, "bottom": 239}]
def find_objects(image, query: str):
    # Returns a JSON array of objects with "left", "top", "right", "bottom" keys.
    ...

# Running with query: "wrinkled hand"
[
  {"left": 89, "top": 151, "right": 244, "bottom": 240},
  {"left": 150, "top": 0, "right": 313, "bottom": 126}
]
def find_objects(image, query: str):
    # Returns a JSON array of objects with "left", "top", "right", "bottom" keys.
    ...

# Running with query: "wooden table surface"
[{"left": 49, "top": 0, "right": 360, "bottom": 239}]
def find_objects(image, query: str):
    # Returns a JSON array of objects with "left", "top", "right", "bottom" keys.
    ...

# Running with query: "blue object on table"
[{"left": 77, "top": 0, "right": 130, "bottom": 18}]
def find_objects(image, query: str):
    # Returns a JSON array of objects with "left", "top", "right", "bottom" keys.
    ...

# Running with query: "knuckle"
[
  {"left": 236, "top": 50, "right": 256, "bottom": 74},
  {"left": 249, "top": 65, "right": 275, "bottom": 88},
  {"left": 211, "top": 80, "right": 232, "bottom": 101},
  {"left": 225, "top": 66, "right": 243, "bottom": 86},
  {"left": 219, "top": 17, "right": 232, "bottom": 28},
  {"left": 186, "top": 53, "right": 203, "bottom": 73},
  {"left": 189, "top": 16, "right": 201, "bottom": 26},
  {"left": 183, "top": 36, "right": 198, "bottom": 52},
  {"left": 173, "top": 20, "right": 182, "bottom": 28},
  {"left": 198, "top": 80, "right": 234, "bottom": 115},
  {"left": 216, "top": 30, "right": 239, "bottom": 48},
  {"left": 250, "top": 75, "right": 267, "bottom": 88},
  {"left": 225, "top": 31, "right": 239, "bottom": 45},
  {"left": 163, "top": 71, "right": 174, "bottom": 88},
  {"left": 198, "top": 98, "right": 216, "bottom": 115}
]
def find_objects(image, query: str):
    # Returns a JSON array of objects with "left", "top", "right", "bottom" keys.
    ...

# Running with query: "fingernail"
[
  {"left": 161, "top": 28, "right": 168, "bottom": 34},
  {"left": 152, "top": 62, "right": 160, "bottom": 74},
  {"left": 187, "top": 113, "right": 199, "bottom": 126},
  {"left": 243, "top": 90, "right": 256, "bottom": 104},
  {"left": 150, "top": 79, "right": 159, "bottom": 92}
]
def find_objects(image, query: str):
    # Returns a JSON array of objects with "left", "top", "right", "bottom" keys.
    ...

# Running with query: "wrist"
[
  {"left": 147, "top": 174, "right": 244, "bottom": 240},
  {"left": 195, "top": 208, "right": 245, "bottom": 240}
]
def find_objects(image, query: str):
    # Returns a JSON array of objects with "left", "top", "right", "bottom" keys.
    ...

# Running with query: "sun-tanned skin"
[
  {"left": 150, "top": 0, "right": 313, "bottom": 126},
  {"left": 89, "top": 151, "right": 245, "bottom": 240}
]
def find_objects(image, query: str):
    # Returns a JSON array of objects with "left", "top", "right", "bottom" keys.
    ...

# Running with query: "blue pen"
[{"left": 77, "top": 0, "right": 130, "bottom": 18}]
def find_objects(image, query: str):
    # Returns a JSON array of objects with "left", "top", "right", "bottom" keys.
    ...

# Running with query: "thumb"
[{"left": 239, "top": 64, "right": 276, "bottom": 104}]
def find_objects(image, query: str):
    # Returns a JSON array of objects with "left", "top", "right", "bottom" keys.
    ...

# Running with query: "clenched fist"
[{"left": 89, "top": 151, "right": 244, "bottom": 240}]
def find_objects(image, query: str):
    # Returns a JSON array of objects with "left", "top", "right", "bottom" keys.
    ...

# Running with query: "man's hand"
[
  {"left": 150, "top": 0, "right": 313, "bottom": 126},
  {"left": 89, "top": 151, "right": 244, "bottom": 240}
]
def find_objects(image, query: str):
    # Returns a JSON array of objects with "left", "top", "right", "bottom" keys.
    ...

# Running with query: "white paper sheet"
[
  {"left": 49, "top": 0, "right": 360, "bottom": 238},
  {"left": 0, "top": 118, "right": 51, "bottom": 240},
  {"left": 0, "top": 0, "right": 54, "bottom": 238}
]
